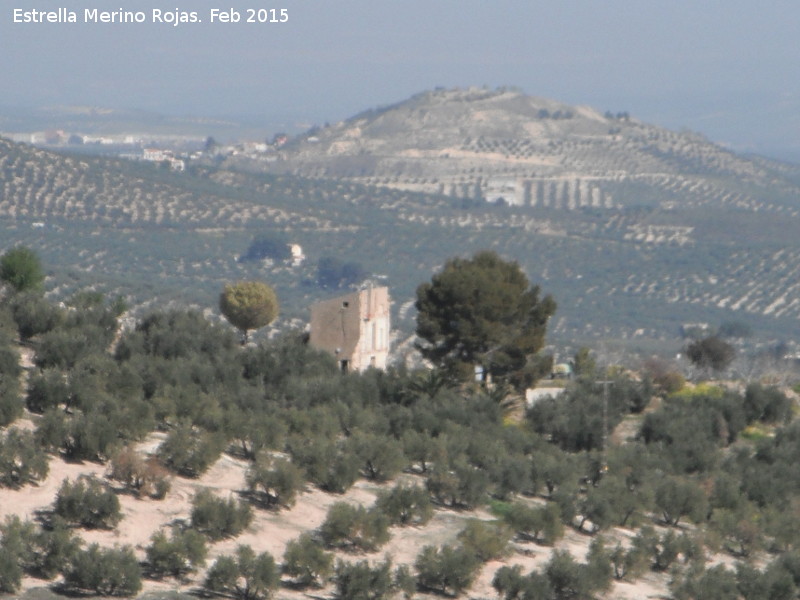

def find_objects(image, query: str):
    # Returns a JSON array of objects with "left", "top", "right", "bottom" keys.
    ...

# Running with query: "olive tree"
[
  {"left": 414, "top": 544, "right": 480, "bottom": 596},
  {"left": 319, "top": 502, "right": 390, "bottom": 552},
  {"left": 0, "top": 246, "right": 44, "bottom": 293},
  {"left": 686, "top": 336, "right": 735, "bottom": 374},
  {"left": 0, "top": 337, "right": 22, "bottom": 426},
  {"left": 53, "top": 477, "right": 122, "bottom": 529},
  {"left": 62, "top": 544, "right": 141, "bottom": 596},
  {"left": 334, "top": 558, "right": 394, "bottom": 600},
  {"left": 145, "top": 528, "right": 207, "bottom": 579},
  {"left": 281, "top": 533, "right": 333, "bottom": 588},
  {"left": 654, "top": 476, "right": 708, "bottom": 527},
  {"left": 0, "top": 428, "right": 49, "bottom": 488},
  {"left": 190, "top": 489, "right": 253, "bottom": 540},
  {"left": 205, "top": 545, "right": 279, "bottom": 600},
  {"left": 375, "top": 484, "right": 433, "bottom": 526},
  {"left": 245, "top": 455, "right": 304, "bottom": 509}
]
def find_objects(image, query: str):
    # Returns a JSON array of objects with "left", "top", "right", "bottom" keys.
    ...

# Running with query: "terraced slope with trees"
[
  {"left": 2, "top": 86, "right": 800, "bottom": 348},
  {"left": 242, "top": 87, "right": 800, "bottom": 214},
  {"left": 2, "top": 274, "right": 800, "bottom": 600}
]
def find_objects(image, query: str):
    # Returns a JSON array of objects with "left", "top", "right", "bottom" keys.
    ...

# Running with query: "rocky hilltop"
[{"left": 245, "top": 87, "right": 800, "bottom": 216}]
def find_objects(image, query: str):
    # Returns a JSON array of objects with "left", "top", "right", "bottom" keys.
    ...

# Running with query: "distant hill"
[
  {"left": 236, "top": 86, "right": 800, "bottom": 215},
  {"left": 3, "top": 88, "right": 800, "bottom": 355}
]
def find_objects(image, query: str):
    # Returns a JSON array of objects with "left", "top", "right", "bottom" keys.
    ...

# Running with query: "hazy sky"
[{"left": 3, "top": 1, "right": 800, "bottom": 159}]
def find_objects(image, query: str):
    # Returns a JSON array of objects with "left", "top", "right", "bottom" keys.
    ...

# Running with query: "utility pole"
[{"left": 596, "top": 379, "right": 613, "bottom": 474}]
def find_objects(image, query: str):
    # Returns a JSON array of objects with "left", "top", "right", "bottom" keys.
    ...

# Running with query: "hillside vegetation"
[
  {"left": 3, "top": 88, "right": 800, "bottom": 349},
  {"left": 1, "top": 268, "right": 800, "bottom": 599},
  {"left": 245, "top": 87, "right": 800, "bottom": 212}
]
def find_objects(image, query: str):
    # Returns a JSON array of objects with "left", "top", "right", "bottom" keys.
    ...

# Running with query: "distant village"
[{"left": 0, "top": 128, "right": 291, "bottom": 171}]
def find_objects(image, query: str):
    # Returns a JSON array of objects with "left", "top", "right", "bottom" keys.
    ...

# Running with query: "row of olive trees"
[
  {"left": 0, "top": 515, "right": 140, "bottom": 596},
  {"left": 3, "top": 247, "right": 800, "bottom": 599},
  {"left": 10, "top": 288, "right": 792, "bottom": 551}
]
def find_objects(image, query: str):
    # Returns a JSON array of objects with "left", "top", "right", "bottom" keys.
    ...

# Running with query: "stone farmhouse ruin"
[{"left": 309, "top": 286, "right": 390, "bottom": 372}]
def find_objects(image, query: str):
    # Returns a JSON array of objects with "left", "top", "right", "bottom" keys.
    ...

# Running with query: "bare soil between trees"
[{"left": 0, "top": 422, "right": 679, "bottom": 600}]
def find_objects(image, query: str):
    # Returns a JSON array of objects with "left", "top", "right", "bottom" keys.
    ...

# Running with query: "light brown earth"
[
  {"left": 1, "top": 423, "right": 676, "bottom": 600},
  {"left": 1, "top": 359, "right": 688, "bottom": 600}
]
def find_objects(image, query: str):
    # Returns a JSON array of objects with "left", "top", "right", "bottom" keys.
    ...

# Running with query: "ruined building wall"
[{"left": 309, "top": 286, "right": 390, "bottom": 372}]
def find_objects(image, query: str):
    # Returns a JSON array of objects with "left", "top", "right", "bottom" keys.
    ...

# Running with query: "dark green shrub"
[
  {"left": 287, "top": 436, "right": 359, "bottom": 493},
  {"left": 0, "top": 337, "right": 22, "bottom": 426},
  {"left": 63, "top": 408, "right": 123, "bottom": 461},
  {"left": 316, "top": 256, "right": 367, "bottom": 290},
  {"left": 627, "top": 525, "right": 685, "bottom": 573},
  {"left": 503, "top": 501, "right": 564, "bottom": 545},
  {"left": 545, "top": 549, "right": 598, "bottom": 600},
  {"left": 744, "top": 383, "right": 792, "bottom": 424},
  {"left": 0, "top": 547, "right": 22, "bottom": 593},
  {"left": 494, "top": 546, "right": 612, "bottom": 600},
  {"left": 145, "top": 528, "right": 207, "bottom": 578},
  {"left": 426, "top": 460, "right": 489, "bottom": 509},
  {"left": 190, "top": 489, "right": 252, "bottom": 540},
  {"left": 0, "top": 395, "right": 22, "bottom": 430},
  {"left": 737, "top": 559, "right": 798, "bottom": 600},
  {"left": 610, "top": 539, "right": 650, "bottom": 581},
  {"left": 53, "top": 477, "right": 122, "bottom": 529},
  {"left": 226, "top": 411, "right": 287, "bottom": 459},
  {"left": 62, "top": 544, "right": 141, "bottom": 596},
  {"left": 239, "top": 233, "right": 291, "bottom": 262},
  {"left": 116, "top": 309, "right": 237, "bottom": 362},
  {"left": 319, "top": 502, "right": 390, "bottom": 552},
  {"left": 402, "top": 430, "right": 444, "bottom": 473},
  {"left": 205, "top": 545, "right": 279, "bottom": 600},
  {"left": 394, "top": 564, "right": 416, "bottom": 599},
  {"left": 493, "top": 565, "right": 552, "bottom": 600},
  {"left": 25, "top": 368, "right": 70, "bottom": 413},
  {"left": 281, "top": 533, "right": 333, "bottom": 587},
  {"left": 673, "top": 564, "right": 739, "bottom": 600},
  {"left": 457, "top": 519, "right": 512, "bottom": 561},
  {"left": 654, "top": 476, "right": 709, "bottom": 527},
  {"left": 639, "top": 394, "right": 739, "bottom": 473},
  {"left": 488, "top": 453, "right": 534, "bottom": 500},
  {"left": 527, "top": 381, "right": 629, "bottom": 452},
  {"left": 0, "top": 515, "right": 79, "bottom": 584},
  {"left": 710, "top": 502, "right": 764, "bottom": 558},
  {"left": 375, "top": 483, "right": 433, "bottom": 526},
  {"left": 246, "top": 456, "right": 304, "bottom": 509},
  {"left": 334, "top": 558, "right": 393, "bottom": 600},
  {"left": 319, "top": 449, "right": 362, "bottom": 494},
  {"left": 0, "top": 246, "right": 44, "bottom": 292},
  {"left": 583, "top": 538, "right": 613, "bottom": 595},
  {"left": 0, "top": 428, "right": 49, "bottom": 488},
  {"left": 415, "top": 544, "right": 480, "bottom": 596},
  {"left": 686, "top": 336, "right": 735, "bottom": 372},
  {"left": 9, "top": 293, "right": 63, "bottom": 340},
  {"left": 157, "top": 424, "right": 225, "bottom": 477},
  {"left": 347, "top": 431, "right": 406, "bottom": 481},
  {"left": 34, "top": 327, "right": 110, "bottom": 369},
  {"left": 30, "top": 517, "right": 82, "bottom": 579}
]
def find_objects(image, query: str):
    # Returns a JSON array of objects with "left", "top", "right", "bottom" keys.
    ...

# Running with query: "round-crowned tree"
[
  {"left": 0, "top": 246, "right": 44, "bottom": 293},
  {"left": 415, "top": 250, "right": 556, "bottom": 389},
  {"left": 686, "top": 336, "right": 735, "bottom": 374},
  {"left": 219, "top": 281, "right": 279, "bottom": 344}
]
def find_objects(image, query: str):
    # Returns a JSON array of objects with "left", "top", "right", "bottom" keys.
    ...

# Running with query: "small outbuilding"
[{"left": 551, "top": 363, "right": 573, "bottom": 379}]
